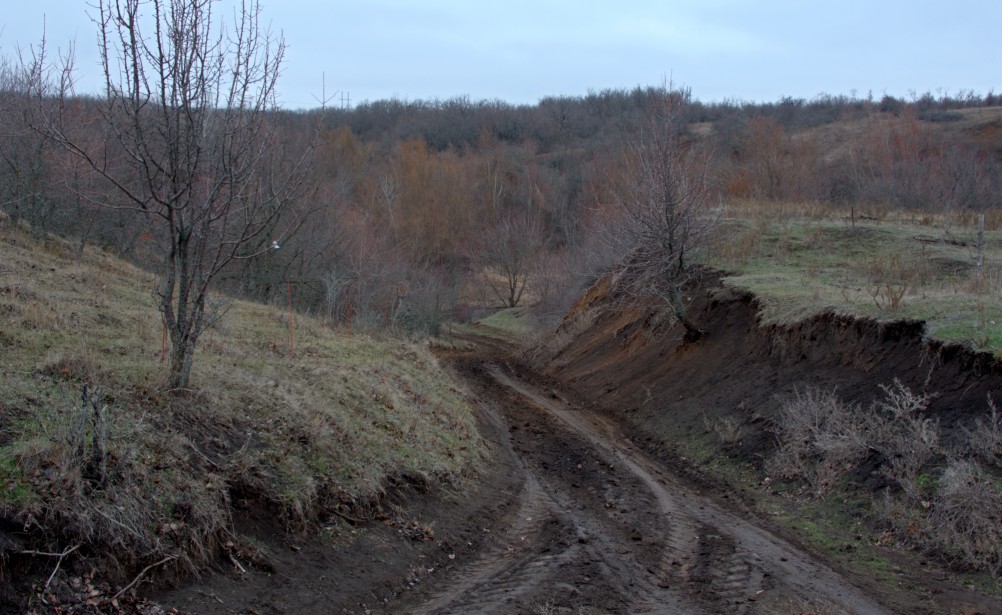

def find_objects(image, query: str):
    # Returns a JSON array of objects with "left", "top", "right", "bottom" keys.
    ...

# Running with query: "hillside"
[
  {"left": 6, "top": 202, "right": 1002, "bottom": 612},
  {"left": 527, "top": 267, "right": 1002, "bottom": 612},
  {"left": 0, "top": 214, "right": 485, "bottom": 610}
]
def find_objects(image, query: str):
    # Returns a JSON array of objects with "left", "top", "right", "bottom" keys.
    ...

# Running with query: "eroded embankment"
[
  {"left": 529, "top": 275, "right": 1002, "bottom": 460},
  {"left": 525, "top": 274, "right": 1002, "bottom": 612},
  {"left": 401, "top": 343, "right": 892, "bottom": 615}
]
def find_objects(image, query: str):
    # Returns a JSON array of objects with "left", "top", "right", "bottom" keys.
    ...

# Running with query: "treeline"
[
  {"left": 3, "top": 81, "right": 1001, "bottom": 333},
  {"left": 306, "top": 87, "right": 1002, "bottom": 151}
]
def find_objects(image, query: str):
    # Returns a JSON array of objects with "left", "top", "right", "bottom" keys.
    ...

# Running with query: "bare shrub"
[
  {"left": 473, "top": 213, "right": 545, "bottom": 309},
  {"left": 868, "top": 380, "right": 938, "bottom": 502},
  {"left": 601, "top": 81, "right": 719, "bottom": 335},
  {"left": 10, "top": 385, "right": 229, "bottom": 581},
  {"left": 868, "top": 391, "right": 1002, "bottom": 577},
  {"left": 872, "top": 488, "right": 932, "bottom": 548},
  {"left": 769, "top": 380, "right": 938, "bottom": 500},
  {"left": 393, "top": 270, "right": 458, "bottom": 336},
  {"left": 875, "top": 378, "right": 933, "bottom": 420},
  {"left": 867, "top": 282, "right": 908, "bottom": 311},
  {"left": 966, "top": 396, "right": 1002, "bottom": 466},
  {"left": 769, "top": 381, "right": 1002, "bottom": 577},
  {"left": 766, "top": 387, "right": 869, "bottom": 496},
  {"left": 931, "top": 459, "right": 1002, "bottom": 575},
  {"left": 859, "top": 253, "right": 919, "bottom": 311},
  {"left": 39, "top": 348, "right": 105, "bottom": 384}
]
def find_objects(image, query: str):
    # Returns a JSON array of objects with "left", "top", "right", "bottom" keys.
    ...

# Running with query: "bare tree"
[
  {"left": 604, "top": 81, "right": 718, "bottom": 335},
  {"left": 0, "top": 50, "right": 59, "bottom": 231},
  {"left": 27, "top": 0, "right": 313, "bottom": 389},
  {"left": 477, "top": 213, "right": 545, "bottom": 308}
]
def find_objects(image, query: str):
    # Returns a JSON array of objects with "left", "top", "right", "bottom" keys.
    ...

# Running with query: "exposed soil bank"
[
  {"left": 531, "top": 274, "right": 1002, "bottom": 456},
  {"left": 146, "top": 329, "right": 896, "bottom": 614},
  {"left": 147, "top": 386, "right": 523, "bottom": 614},
  {"left": 527, "top": 273, "right": 1002, "bottom": 613}
]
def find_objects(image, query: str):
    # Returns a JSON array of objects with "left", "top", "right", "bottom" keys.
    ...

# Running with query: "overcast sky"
[{"left": 2, "top": 1, "right": 999, "bottom": 110}]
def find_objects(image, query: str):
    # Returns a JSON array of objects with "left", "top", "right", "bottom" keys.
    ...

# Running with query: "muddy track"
[{"left": 408, "top": 347, "right": 891, "bottom": 615}]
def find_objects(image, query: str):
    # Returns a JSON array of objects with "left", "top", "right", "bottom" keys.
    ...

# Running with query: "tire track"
[
  {"left": 487, "top": 364, "right": 890, "bottom": 615},
  {"left": 410, "top": 357, "right": 888, "bottom": 614},
  {"left": 411, "top": 388, "right": 569, "bottom": 615},
  {"left": 696, "top": 533, "right": 766, "bottom": 613},
  {"left": 412, "top": 471, "right": 578, "bottom": 615},
  {"left": 413, "top": 364, "right": 702, "bottom": 614}
]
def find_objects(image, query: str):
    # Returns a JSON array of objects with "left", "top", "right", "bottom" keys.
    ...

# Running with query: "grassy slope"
[
  {"left": 711, "top": 201, "right": 1002, "bottom": 354},
  {"left": 0, "top": 215, "right": 483, "bottom": 579}
]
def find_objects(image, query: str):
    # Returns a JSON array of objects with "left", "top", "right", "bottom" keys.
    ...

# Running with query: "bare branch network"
[
  {"left": 25, "top": 0, "right": 316, "bottom": 389},
  {"left": 603, "top": 83, "right": 719, "bottom": 334}
]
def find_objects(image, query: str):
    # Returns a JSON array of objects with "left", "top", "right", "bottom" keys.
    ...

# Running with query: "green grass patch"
[
  {"left": 443, "top": 306, "right": 536, "bottom": 344},
  {"left": 477, "top": 307, "right": 535, "bottom": 337},
  {"left": 710, "top": 203, "right": 1002, "bottom": 355},
  {"left": 0, "top": 453, "right": 32, "bottom": 507}
]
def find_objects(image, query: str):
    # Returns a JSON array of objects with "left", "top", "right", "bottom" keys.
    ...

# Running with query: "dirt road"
[
  {"left": 153, "top": 337, "right": 896, "bottom": 614},
  {"left": 405, "top": 348, "right": 891, "bottom": 614}
]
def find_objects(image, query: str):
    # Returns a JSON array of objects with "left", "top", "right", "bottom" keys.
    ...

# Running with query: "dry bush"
[
  {"left": 769, "top": 380, "right": 937, "bottom": 500},
  {"left": 38, "top": 349, "right": 106, "bottom": 385},
  {"left": 859, "top": 253, "right": 919, "bottom": 311},
  {"left": 930, "top": 458, "right": 1002, "bottom": 575},
  {"left": 966, "top": 396, "right": 1002, "bottom": 466},
  {"left": 8, "top": 385, "right": 230, "bottom": 582},
  {"left": 872, "top": 394, "right": 1002, "bottom": 578},
  {"left": 766, "top": 386, "right": 869, "bottom": 497},
  {"left": 704, "top": 413, "right": 744, "bottom": 445},
  {"left": 867, "top": 380, "right": 938, "bottom": 502},
  {"left": 770, "top": 381, "right": 1002, "bottom": 577}
]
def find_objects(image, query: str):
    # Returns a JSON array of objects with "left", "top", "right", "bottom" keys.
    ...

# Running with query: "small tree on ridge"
[
  {"left": 604, "top": 81, "right": 718, "bottom": 335},
  {"left": 27, "top": 0, "right": 314, "bottom": 389}
]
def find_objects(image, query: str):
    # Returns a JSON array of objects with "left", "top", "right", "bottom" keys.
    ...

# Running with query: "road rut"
[{"left": 410, "top": 355, "right": 891, "bottom": 615}]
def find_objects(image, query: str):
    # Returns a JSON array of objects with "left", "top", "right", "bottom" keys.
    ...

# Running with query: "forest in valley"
[{"left": 3, "top": 74, "right": 1001, "bottom": 337}]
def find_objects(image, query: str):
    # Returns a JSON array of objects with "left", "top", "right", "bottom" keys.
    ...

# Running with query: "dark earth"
[
  {"left": 150, "top": 340, "right": 880, "bottom": 614},
  {"left": 140, "top": 278, "right": 1002, "bottom": 614}
]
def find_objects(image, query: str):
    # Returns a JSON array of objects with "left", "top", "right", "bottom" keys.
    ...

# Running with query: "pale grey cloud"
[{"left": 2, "top": 0, "right": 999, "bottom": 108}]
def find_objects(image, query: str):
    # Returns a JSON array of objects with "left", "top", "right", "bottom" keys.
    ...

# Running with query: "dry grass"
[
  {"left": 0, "top": 217, "right": 484, "bottom": 582},
  {"left": 711, "top": 199, "right": 1002, "bottom": 354}
]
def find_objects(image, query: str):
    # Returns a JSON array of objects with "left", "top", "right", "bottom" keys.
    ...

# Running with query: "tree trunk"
[
  {"left": 167, "top": 328, "right": 196, "bottom": 390},
  {"left": 670, "top": 287, "right": 702, "bottom": 340}
]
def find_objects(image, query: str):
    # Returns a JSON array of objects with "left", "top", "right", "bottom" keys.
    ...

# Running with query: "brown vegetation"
[
  {"left": 769, "top": 381, "right": 1002, "bottom": 577},
  {"left": 529, "top": 271, "right": 1002, "bottom": 604},
  {"left": 2, "top": 2, "right": 1002, "bottom": 608},
  {"left": 5, "top": 35, "right": 1000, "bottom": 353},
  {"left": 598, "top": 82, "right": 718, "bottom": 335}
]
